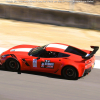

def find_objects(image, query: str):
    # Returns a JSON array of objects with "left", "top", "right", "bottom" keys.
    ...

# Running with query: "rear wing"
[{"left": 82, "top": 46, "right": 99, "bottom": 59}]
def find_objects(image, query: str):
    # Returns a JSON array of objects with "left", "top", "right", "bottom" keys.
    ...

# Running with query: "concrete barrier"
[{"left": 0, "top": 3, "right": 100, "bottom": 30}]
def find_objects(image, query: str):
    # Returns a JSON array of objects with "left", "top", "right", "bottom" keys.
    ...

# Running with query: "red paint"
[{"left": 0, "top": 43, "right": 97, "bottom": 78}]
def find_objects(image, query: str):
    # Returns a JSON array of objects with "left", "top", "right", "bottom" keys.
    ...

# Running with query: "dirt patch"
[
  {"left": 0, "top": 0, "right": 100, "bottom": 14},
  {"left": 0, "top": 18, "right": 100, "bottom": 56}
]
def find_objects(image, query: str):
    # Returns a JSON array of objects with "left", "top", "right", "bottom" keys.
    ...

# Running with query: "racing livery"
[{"left": 0, "top": 43, "right": 99, "bottom": 79}]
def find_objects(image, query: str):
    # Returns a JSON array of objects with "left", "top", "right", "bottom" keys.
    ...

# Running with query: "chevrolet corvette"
[{"left": 0, "top": 43, "right": 99, "bottom": 79}]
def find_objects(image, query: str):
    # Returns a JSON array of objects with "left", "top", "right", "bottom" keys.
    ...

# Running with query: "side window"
[
  {"left": 39, "top": 50, "right": 48, "bottom": 57},
  {"left": 33, "top": 49, "right": 46, "bottom": 57},
  {"left": 58, "top": 53, "right": 70, "bottom": 57},
  {"left": 39, "top": 51, "right": 59, "bottom": 58},
  {"left": 48, "top": 51, "right": 59, "bottom": 58}
]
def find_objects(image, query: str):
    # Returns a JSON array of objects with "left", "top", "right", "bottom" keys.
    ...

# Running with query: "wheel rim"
[
  {"left": 66, "top": 68, "right": 75, "bottom": 77},
  {"left": 9, "top": 60, "right": 17, "bottom": 69}
]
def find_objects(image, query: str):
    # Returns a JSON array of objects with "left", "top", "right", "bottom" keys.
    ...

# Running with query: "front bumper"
[
  {"left": 0, "top": 60, "right": 3, "bottom": 68},
  {"left": 0, "top": 55, "right": 6, "bottom": 67},
  {"left": 0, "top": 58, "right": 2, "bottom": 66}
]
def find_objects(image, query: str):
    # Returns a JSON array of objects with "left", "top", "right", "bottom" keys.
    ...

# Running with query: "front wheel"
[
  {"left": 6, "top": 58, "right": 20, "bottom": 71},
  {"left": 62, "top": 66, "right": 78, "bottom": 80}
]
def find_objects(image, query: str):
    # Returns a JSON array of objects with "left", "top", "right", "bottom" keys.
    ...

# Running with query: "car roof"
[{"left": 45, "top": 43, "right": 69, "bottom": 53}]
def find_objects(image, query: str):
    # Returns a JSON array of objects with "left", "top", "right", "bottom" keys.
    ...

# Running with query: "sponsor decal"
[
  {"left": 33, "top": 59, "right": 37, "bottom": 67},
  {"left": 45, "top": 60, "right": 50, "bottom": 63},
  {"left": 41, "top": 60, "right": 54, "bottom": 68},
  {"left": 92, "top": 64, "right": 94, "bottom": 68}
]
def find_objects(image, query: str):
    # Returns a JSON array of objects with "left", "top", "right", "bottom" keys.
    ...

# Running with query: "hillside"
[{"left": 0, "top": 18, "right": 100, "bottom": 55}]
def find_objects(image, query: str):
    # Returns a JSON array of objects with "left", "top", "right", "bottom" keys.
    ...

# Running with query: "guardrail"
[{"left": 0, "top": 3, "right": 100, "bottom": 29}]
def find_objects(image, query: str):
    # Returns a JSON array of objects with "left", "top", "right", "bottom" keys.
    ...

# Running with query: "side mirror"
[{"left": 37, "top": 57, "right": 40, "bottom": 60}]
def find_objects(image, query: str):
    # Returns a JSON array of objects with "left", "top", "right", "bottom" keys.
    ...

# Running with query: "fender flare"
[
  {"left": 5, "top": 57, "right": 21, "bottom": 71},
  {"left": 61, "top": 65, "right": 78, "bottom": 76}
]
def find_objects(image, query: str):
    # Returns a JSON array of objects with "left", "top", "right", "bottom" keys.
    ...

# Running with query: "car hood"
[{"left": 1, "top": 44, "right": 39, "bottom": 58}]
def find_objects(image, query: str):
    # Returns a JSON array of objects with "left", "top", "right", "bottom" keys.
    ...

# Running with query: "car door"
[
  {"left": 37, "top": 57, "right": 62, "bottom": 73},
  {"left": 31, "top": 57, "right": 61, "bottom": 73},
  {"left": 30, "top": 49, "right": 62, "bottom": 73}
]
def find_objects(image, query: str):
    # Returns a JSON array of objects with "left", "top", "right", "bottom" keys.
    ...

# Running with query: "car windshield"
[{"left": 29, "top": 45, "right": 46, "bottom": 56}]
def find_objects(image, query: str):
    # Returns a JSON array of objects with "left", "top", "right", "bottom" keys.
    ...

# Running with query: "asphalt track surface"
[
  {"left": 0, "top": 67, "right": 100, "bottom": 100},
  {"left": 0, "top": 48, "right": 100, "bottom": 100}
]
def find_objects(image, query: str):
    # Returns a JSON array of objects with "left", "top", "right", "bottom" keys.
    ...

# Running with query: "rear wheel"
[
  {"left": 62, "top": 66, "right": 78, "bottom": 80},
  {"left": 6, "top": 58, "right": 20, "bottom": 71}
]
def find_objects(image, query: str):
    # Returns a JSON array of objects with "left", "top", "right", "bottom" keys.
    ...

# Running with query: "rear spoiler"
[{"left": 82, "top": 46, "right": 99, "bottom": 59}]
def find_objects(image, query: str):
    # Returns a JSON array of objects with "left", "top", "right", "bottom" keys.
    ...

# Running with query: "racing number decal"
[
  {"left": 33, "top": 59, "right": 37, "bottom": 67},
  {"left": 41, "top": 60, "right": 54, "bottom": 69}
]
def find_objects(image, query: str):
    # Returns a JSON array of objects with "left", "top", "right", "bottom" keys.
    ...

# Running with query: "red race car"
[{"left": 0, "top": 43, "right": 99, "bottom": 79}]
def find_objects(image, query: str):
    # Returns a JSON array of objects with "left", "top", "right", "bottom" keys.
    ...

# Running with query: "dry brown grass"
[
  {"left": 0, "top": 18, "right": 100, "bottom": 56},
  {"left": 0, "top": 1, "right": 100, "bottom": 55}
]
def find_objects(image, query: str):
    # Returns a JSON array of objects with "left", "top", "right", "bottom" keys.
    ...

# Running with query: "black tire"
[
  {"left": 62, "top": 66, "right": 78, "bottom": 80},
  {"left": 6, "top": 58, "right": 20, "bottom": 71}
]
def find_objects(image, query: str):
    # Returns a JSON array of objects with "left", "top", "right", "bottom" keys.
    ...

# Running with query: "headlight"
[{"left": 1, "top": 54, "right": 9, "bottom": 58}]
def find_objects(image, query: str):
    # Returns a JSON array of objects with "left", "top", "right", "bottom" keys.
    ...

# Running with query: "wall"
[{"left": 0, "top": 3, "right": 100, "bottom": 29}]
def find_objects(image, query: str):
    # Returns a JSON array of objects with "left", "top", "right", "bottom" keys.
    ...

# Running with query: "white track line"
[
  {"left": 0, "top": 47, "right": 8, "bottom": 54},
  {"left": 94, "top": 60, "right": 100, "bottom": 69},
  {"left": 0, "top": 47, "right": 100, "bottom": 69}
]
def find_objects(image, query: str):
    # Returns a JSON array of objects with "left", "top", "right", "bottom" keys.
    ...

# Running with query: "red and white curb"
[{"left": 0, "top": 47, "right": 100, "bottom": 69}]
